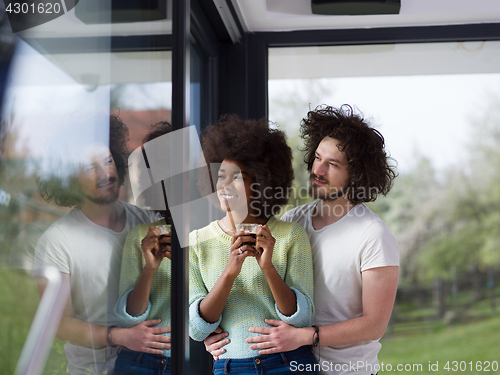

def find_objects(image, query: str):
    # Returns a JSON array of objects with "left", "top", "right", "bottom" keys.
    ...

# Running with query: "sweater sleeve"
[
  {"left": 115, "top": 224, "right": 149, "bottom": 327},
  {"left": 188, "top": 231, "right": 223, "bottom": 341},
  {"left": 189, "top": 297, "right": 222, "bottom": 341},
  {"left": 116, "top": 289, "right": 152, "bottom": 328},
  {"left": 276, "top": 223, "right": 314, "bottom": 328}
]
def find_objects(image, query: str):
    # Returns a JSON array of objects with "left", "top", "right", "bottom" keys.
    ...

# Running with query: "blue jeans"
[
  {"left": 113, "top": 348, "right": 171, "bottom": 375},
  {"left": 213, "top": 346, "right": 318, "bottom": 375}
]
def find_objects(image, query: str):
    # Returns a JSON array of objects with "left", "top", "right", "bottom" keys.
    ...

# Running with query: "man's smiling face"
[
  {"left": 309, "top": 136, "right": 350, "bottom": 201},
  {"left": 77, "top": 143, "right": 120, "bottom": 205}
]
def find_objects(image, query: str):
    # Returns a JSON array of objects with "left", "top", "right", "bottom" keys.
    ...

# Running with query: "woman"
[
  {"left": 113, "top": 122, "right": 173, "bottom": 374},
  {"left": 189, "top": 114, "right": 317, "bottom": 374}
]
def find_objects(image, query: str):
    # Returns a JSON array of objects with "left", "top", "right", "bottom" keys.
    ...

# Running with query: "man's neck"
[
  {"left": 79, "top": 200, "right": 126, "bottom": 232},
  {"left": 311, "top": 197, "right": 356, "bottom": 231}
]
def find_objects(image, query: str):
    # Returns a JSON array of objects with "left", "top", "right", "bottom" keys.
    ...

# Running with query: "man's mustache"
[
  {"left": 97, "top": 176, "right": 117, "bottom": 188},
  {"left": 311, "top": 173, "right": 328, "bottom": 184}
]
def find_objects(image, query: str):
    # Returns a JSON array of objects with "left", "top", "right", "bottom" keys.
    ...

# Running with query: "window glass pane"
[
  {"left": 269, "top": 41, "right": 500, "bottom": 365},
  {"left": 1, "top": 27, "right": 171, "bottom": 375}
]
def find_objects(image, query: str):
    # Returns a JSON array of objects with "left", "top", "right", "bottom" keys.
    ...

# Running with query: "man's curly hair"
[
  {"left": 143, "top": 121, "right": 172, "bottom": 145},
  {"left": 37, "top": 114, "right": 130, "bottom": 207},
  {"left": 200, "top": 114, "right": 294, "bottom": 218},
  {"left": 301, "top": 104, "right": 397, "bottom": 203}
]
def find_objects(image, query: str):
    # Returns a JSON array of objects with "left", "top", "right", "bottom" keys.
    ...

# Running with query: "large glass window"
[
  {"left": 1, "top": 34, "right": 172, "bottom": 373},
  {"left": 269, "top": 41, "right": 500, "bottom": 366}
]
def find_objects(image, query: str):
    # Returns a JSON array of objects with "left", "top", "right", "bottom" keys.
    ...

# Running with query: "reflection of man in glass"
[{"left": 35, "top": 115, "right": 170, "bottom": 375}]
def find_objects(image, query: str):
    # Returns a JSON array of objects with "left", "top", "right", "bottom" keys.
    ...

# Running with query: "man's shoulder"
[
  {"left": 40, "top": 208, "right": 82, "bottom": 236},
  {"left": 348, "top": 203, "right": 384, "bottom": 225},
  {"left": 348, "top": 204, "right": 396, "bottom": 240},
  {"left": 349, "top": 205, "right": 400, "bottom": 267},
  {"left": 270, "top": 216, "right": 307, "bottom": 236},
  {"left": 281, "top": 201, "right": 317, "bottom": 223},
  {"left": 121, "top": 201, "right": 159, "bottom": 224},
  {"left": 121, "top": 201, "right": 150, "bottom": 215},
  {"left": 34, "top": 209, "right": 83, "bottom": 269}
]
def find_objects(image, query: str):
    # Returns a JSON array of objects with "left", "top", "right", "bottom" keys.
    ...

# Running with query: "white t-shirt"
[
  {"left": 35, "top": 201, "right": 157, "bottom": 375},
  {"left": 281, "top": 201, "right": 399, "bottom": 375}
]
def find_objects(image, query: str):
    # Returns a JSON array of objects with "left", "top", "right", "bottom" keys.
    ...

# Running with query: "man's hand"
[
  {"left": 204, "top": 327, "right": 230, "bottom": 360},
  {"left": 246, "top": 319, "right": 310, "bottom": 355},
  {"left": 113, "top": 319, "right": 171, "bottom": 354}
]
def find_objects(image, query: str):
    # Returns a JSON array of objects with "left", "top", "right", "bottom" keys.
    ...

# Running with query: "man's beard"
[
  {"left": 309, "top": 174, "right": 348, "bottom": 202},
  {"left": 80, "top": 179, "right": 120, "bottom": 206},
  {"left": 84, "top": 190, "right": 119, "bottom": 205}
]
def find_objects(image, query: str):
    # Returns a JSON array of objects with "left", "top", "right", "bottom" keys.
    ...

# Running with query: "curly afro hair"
[
  {"left": 200, "top": 114, "right": 294, "bottom": 218},
  {"left": 301, "top": 104, "right": 397, "bottom": 203},
  {"left": 109, "top": 114, "right": 130, "bottom": 186}
]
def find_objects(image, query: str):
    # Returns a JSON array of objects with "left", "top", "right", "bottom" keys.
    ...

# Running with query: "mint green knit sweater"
[
  {"left": 115, "top": 219, "right": 172, "bottom": 357},
  {"left": 189, "top": 217, "right": 314, "bottom": 359}
]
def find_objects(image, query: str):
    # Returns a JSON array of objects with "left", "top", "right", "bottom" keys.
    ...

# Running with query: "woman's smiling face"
[{"left": 216, "top": 159, "right": 254, "bottom": 214}]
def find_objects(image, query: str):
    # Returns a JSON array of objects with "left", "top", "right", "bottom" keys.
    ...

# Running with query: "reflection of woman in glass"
[
  {"left": 189, "top": 114, "right": 317, "bottom": 374},
  {"left": 114, "top": 122, "right": 173, "bottom": 375}
]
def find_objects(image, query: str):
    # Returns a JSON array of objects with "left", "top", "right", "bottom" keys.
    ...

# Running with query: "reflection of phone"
[
  {"left": 128, "top": 126, "right": 248, "bottom": 245},
  {"left": 129, "top": 126, "right": 205, "bottom": 207},
  {"left": 14, "top": 266, "right": 69, "bottom": 375}
]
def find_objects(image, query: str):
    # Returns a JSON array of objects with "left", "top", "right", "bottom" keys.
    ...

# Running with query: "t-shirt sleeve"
[
  {"left": 359, "top": 220, "right": 400, "bottom": 272},
  {"left": 34, "top": 225, "right": 71, "bottom": 274},
  {"left": 280, "top": 208, "right": 295, "bottom": 223}
]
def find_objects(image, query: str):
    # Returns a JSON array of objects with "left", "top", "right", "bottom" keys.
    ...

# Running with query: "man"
[
  {"left": 207, "top": 105, "right": 399, "bottom": 375},
  {"left": 35, "top": 115, "right": 170, "bottom": 375}
]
